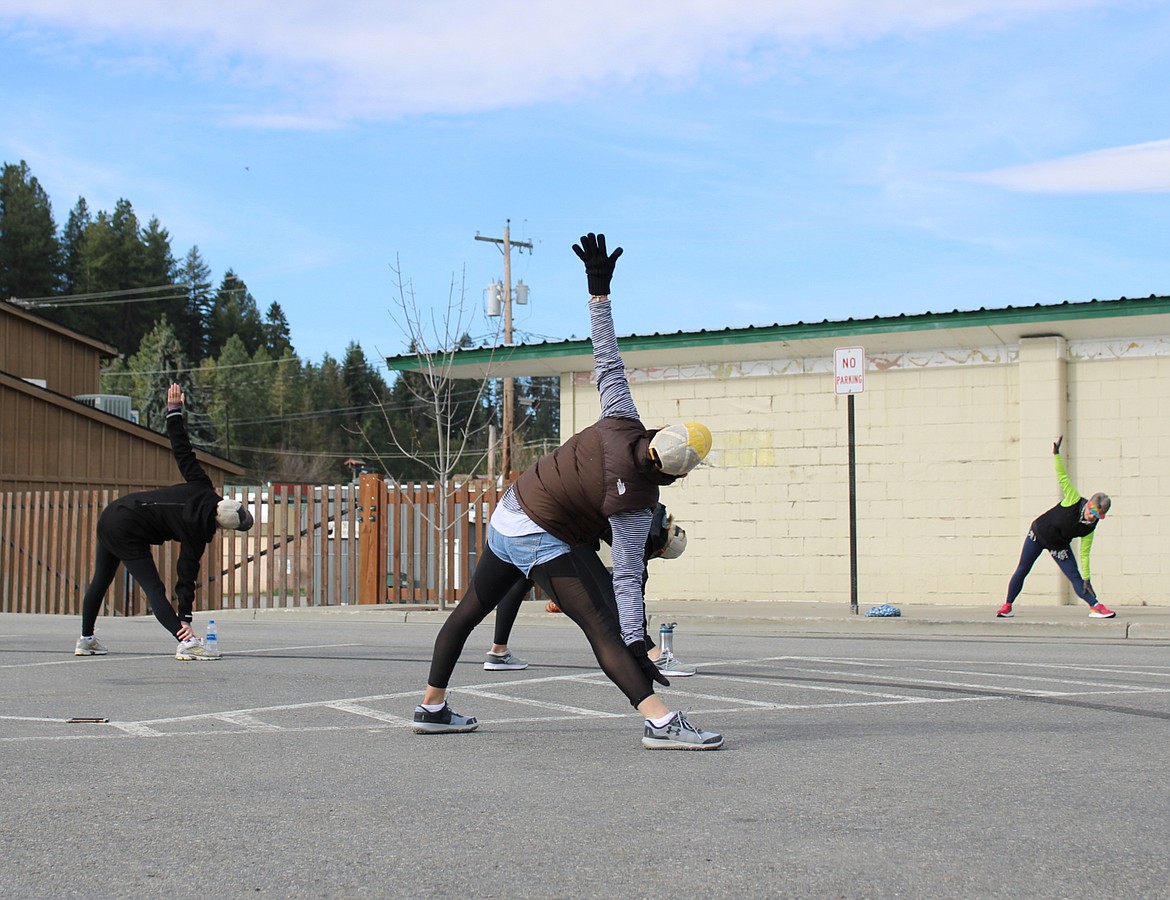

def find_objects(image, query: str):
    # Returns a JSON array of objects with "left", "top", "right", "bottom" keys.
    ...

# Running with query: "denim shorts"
[{"left": 487, "top": 525, "right": 570, "bottom": 577}]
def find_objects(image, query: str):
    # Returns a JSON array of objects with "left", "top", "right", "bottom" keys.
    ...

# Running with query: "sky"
[{"left": 2, "top": 1, "right": 1168, "bottom": 367}]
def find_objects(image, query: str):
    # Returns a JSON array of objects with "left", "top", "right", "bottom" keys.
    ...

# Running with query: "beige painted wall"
[{"left": 563, "top": 334, "right": 1168, "bottom": 607}]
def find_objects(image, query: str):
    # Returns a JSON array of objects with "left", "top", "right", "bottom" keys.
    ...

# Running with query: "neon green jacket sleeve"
[
  {"left": 1054, "top": 452, "right": 1079, "bottom": 507},
  {"left": 1055, "top": 452, "right": 1093, "bottom": 580}
]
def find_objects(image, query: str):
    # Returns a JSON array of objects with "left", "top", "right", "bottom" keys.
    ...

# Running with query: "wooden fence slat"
[
  {"left": 0, "top": 494, "right": 10, "bottom": 609},
  {"left": 330, "top": 488, "right": 341, "bottom": 607},
  {"left": 17, "top": 492, "right": 30, "bottom": 614},
  {"left": 292, "top": 486, "right": 305, "bottom": 607}
]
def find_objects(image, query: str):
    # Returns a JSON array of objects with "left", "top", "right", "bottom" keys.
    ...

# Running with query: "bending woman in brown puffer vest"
[{"left": 409, "top": 232, "right": 721, "bottom": 750}]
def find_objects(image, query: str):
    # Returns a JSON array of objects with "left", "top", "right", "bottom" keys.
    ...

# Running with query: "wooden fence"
[
  {"left": 357, "top": 475, "right": 504, "bottom": 606},
  {"left": 0, "top": 478, "right": 506, "bottom": 618}
]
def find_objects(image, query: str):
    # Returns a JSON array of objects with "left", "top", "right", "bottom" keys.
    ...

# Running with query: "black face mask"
[
  {"left": 643, "top": 459, "right": 678, "bottom": 485},
  {"left": 640, "top": 430, "right": 678, "bottom": 485}
]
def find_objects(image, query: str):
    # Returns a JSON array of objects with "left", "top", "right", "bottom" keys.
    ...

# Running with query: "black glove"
[
  {"left": 1053, "top": 436, "right": 1063, "bottom": 454},
  {"left": 628, "top": 639, "right": 669, "bottom": 687},
  {"left": 573, "top": 232, "right": 623, "bottom": 297}
]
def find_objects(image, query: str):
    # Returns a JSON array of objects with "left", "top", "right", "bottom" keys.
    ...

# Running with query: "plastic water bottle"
[
  {"left": 205, "top": 619, "right": 218, "bottom": 651},
  {"left": 658, "top": 621, "right": 676, "bottom": 660}
]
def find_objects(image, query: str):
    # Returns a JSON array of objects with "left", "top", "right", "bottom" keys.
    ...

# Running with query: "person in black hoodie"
[{"left": 73, "top": 383, "right": 254, "bottom": 660}]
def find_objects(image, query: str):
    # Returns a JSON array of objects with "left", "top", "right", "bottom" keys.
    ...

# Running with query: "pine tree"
[
  {"left": 209, "top": 270, "right": 264, "bottom": 356},
  {"left": 262, "top": 301, "right": 294, "bottom": 358},
  {"left": 178, "top": 246, "right": 213, "bottom": 363},
  {"left": 141, "top": 216, "right": 182, "bottom": 328},
  {"left": 61, "top": 197, "right": 92, "bottom": 297},
  {"left": 0, "top": 160, "right": 61, "bottom": 302}
]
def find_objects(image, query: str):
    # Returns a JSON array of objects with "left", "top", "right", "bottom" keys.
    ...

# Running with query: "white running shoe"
[
  {"left": 654, "top": 653, "right": 696, "bottom": 677},
  {"left": 176, "top": 639, "right": 222, "bottom": 660},
  {"left": 74, "top": 636, "right": 108, "bottom": 656},
  {"left": 484, "top": 650, "right": 529, "bottom": 671},
  {"left": 642, "top": 711, "right": 724, "bottom": 750}
]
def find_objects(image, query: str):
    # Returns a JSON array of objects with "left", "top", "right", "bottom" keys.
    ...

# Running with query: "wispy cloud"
[
  {"left": 1, "top": 0, "right": 1104, "bottom": 122},
  {"left": 964, "top": 139, "right": 1170, "bottom": 193}
]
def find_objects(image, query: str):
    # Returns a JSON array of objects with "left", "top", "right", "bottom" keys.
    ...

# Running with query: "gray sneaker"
[
  {"left": 484, "top": 650, "right": 529, "bottom": 671},
  {"left": 74, "top": 637, "right": 108, "bottom": 656},
  {"left": 642, "top": 711, "right": 724, "bottom": 750},
  {"left": 412, "top": 703, "right": 479, "bottom": 734},
  {"left": 655, "top": 653, "right": 696, "bottom": 677},
  {"left": 175, "top": 639, "right": 221, "bottom": 661}
]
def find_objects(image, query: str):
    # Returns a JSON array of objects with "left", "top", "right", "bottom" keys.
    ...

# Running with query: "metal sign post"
[{"left": 834, "top": 347, "right": 865, "bottom": 614}]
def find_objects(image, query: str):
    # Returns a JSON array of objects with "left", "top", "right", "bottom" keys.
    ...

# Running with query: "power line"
[
  {"left": 10, "top": 283, "right": 185, "bottom": 305},
  {"left": 101, "top": 356, "right": 305, "bottom": 377},
  {"left": 11, "top": 282, "right": 250, "bottom": 309},
  {"left": 35, "top": 293, "right": 190, "bottom": 309}
]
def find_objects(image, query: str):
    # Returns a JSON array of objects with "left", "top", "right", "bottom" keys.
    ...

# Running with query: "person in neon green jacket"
[{"left": 998, "top": 436, "right": 1114, "bottom": 618}]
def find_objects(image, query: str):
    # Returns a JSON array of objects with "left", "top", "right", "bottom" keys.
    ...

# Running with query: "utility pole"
[{"left": 475, "top": 220, "right": 533, "bottom": 480}]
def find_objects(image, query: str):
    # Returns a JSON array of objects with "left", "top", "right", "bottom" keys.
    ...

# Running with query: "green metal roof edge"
[{"left": 384, "top": 294, "right": 1170, "bottom": 370}]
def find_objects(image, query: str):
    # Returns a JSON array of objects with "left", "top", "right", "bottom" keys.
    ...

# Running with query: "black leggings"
[
  {"left": 81, "top": 543, "right": 184, "bottom": 637},
  {"left": 428, "top": 545, "right": 656, "bottom": 708},
  {"left": 492, "top": 578, "right": 532, "bottom": 645},
  {"left": 1005, "top": 531, "right": 1098, "bottom": 606},
  {"left": 492, "top": 545, "right": 656, "bottom": 651}
]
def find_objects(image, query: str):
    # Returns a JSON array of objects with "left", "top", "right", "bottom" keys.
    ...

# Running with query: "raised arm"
[
  {"left": 1052, "top": 437, "right": 1080, "bottom": 507},
  {"left": 573, "top": 233, "right": 638, "bottom": 420},
  {"left": 166, "top": 383, "right": 213, "bottom": 489}
]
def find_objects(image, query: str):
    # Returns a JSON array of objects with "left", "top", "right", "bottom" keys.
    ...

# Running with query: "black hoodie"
[{"left": 96, "top": 410, "right": 222, "bottom": 610}]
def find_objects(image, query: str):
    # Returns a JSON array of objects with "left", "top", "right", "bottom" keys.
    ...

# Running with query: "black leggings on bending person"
[
  {"left": 81, "top": 543, "right": 185, "bottom": 637},
  {"left": 427, "top": 545, "right": 655, "bottom": 708},
  {"left": 492, "top": 578, "right": 532, "bottom": 646},
  {"left": 491, "top": 544, "right": 656, "bottom": 651}
]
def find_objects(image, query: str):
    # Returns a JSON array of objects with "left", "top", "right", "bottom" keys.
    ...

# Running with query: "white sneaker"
[
  {"left": 75, "top": 636, "right": 108, "bottom": 656},
  {"left": 484, "top": 650, "right": 529, "bottom": 671},
  {"left": 176, "top": 639, "right": 221, "bottom": 661},
  {"left": 642, "top": 711, "right": 723, "bottom": 750},
  {"left": 654, "top": 653, "right": 696, "bottom": 677}
]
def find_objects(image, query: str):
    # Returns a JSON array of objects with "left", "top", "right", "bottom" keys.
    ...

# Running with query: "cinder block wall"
[{"left": 562, "top": 335, "right": 1167, "bottom": 607}]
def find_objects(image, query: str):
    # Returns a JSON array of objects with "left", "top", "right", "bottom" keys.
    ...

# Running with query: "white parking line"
[
  {"left": 457, "top": 686, "right": 624, "bottom": 718},
  {"left": 110, "top": 722, "right": 164, "bottom": 737},
  {"left": 213, "top": 712, "right": 285, "bottom": 732},
  {"left": 5, "top": 652, "right": 1169, "bottom": 744},
  {"left": 745, "top": 663, "right": 1168, "bottom": 698},
  {"left": 326, "top": 701, "right": 416, "bottom": 726},
  {"left": 0, "top": 642, "right": 362, "bottom": 669}
]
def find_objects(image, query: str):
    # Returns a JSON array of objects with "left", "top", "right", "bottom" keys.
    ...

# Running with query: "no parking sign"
[
  {"left": 835, "top": 346, "right": 865, "bottom": 615},
  {"left": 834, "top": 346, "right": 865, "bottom": 394}
]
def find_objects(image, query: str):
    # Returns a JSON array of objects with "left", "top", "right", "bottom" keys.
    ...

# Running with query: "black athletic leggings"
[
  {"left": 428, "top": 545, "right": 656, "bottom": 708},
  {"left": 492, "top": 545, "right": 656, "bottom": 651},
  {"left": 81, "top": 543, "right": 184, "bottom": 637},
  {"left": 1005, "top": 531, "right": 1098, "bottom": 606}
]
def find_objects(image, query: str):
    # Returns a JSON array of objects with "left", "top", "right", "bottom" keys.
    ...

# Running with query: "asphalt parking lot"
[{"left": 3, "top": 608, "right": 1169, "bottom": 898}]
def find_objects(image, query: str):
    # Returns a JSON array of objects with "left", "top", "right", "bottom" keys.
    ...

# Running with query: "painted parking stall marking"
[{"left": 6, "top": 651, "right": 1170, "bottom": 743}]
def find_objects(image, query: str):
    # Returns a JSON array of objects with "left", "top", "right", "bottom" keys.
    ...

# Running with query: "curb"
[{"left": 196, "top": 603, "right": 1170, "bottom": 640}]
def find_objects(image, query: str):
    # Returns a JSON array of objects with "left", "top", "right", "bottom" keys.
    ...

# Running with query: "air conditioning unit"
[{"left": 75, "top": 393, "right": 134, "bottom": 421}]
